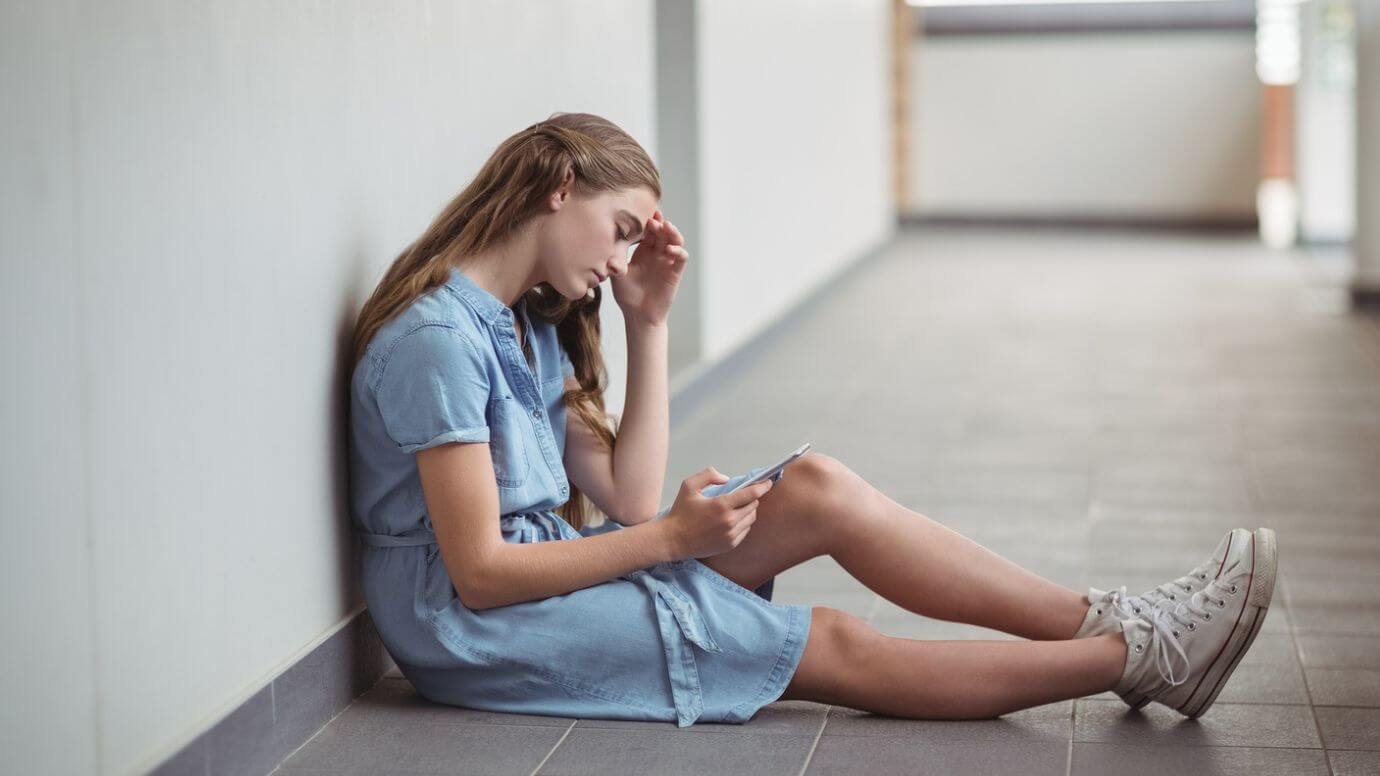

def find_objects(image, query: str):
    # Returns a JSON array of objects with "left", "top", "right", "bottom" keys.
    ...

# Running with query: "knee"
[
  {"left": 789, "top": 453, "right": 867, "bottom": 500},
  {"left": 809, "top": 605, "right": 877, "bottom": 655},
  {"left": 783, "top": 453, "right": 873, "bottom": 529},
  {"left": 792, "top": 606, "right": 878, "bottom": 697}
]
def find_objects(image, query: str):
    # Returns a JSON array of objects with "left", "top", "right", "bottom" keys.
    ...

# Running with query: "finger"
[
  {"left": 664, "top": 220, "right": 685, "bottom": 247},
  {"left": 717, "top": 484, "right": 763, "bottom": 509},
  {"left": 643, "top": 219, "right": 666, "bottom": 250}
]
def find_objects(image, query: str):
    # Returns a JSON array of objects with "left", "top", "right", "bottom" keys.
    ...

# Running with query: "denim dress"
[{"left": 347, "top": 265, "right": 812, "bottom": 727}]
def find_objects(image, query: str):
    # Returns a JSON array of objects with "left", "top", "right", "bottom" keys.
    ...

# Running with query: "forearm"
[
  {"left": 468, "top": 520, "right": 677, "bottom": 609},
  {"left": 610, "top": 319, "right": 669, "bottom": 524}
]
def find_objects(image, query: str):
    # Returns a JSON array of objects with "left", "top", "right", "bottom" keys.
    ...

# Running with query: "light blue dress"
[{"left": 347, "top": 266, "right": 812, "bottom": 727}]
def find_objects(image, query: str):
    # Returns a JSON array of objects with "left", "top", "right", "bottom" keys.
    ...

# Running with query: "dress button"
[{"left": 533, "top": 408, "right": 541, "bottom": 418}]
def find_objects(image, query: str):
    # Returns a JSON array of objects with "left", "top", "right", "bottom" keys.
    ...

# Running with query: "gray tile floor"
[{"left": 273, "top": 227, "right": 1380, "bottom": 775}]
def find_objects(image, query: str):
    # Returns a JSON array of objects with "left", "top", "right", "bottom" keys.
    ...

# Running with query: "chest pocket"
[{"left": 486, "top": 395, "right": 530, "bottom": 488}]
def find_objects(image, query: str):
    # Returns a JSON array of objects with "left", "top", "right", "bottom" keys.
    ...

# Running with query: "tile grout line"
[
  {"left": 265, "top": 676, "right": 382, "bottom": 776},
  {"left": 794, "top": 594, "right": 884, "bottom": 776},
  {"left": 528, "top": 719, "right": 578, "bottom": 776},
  {"left": 1280, "top": 576, "right": 1334, "bottom": 772}
]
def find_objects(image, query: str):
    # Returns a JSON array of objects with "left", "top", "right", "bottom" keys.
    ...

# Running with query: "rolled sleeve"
[{"left": 373, "top": 324, "right": 491, "bottom": 454}]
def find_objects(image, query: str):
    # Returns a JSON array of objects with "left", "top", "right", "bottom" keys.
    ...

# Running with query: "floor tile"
[
  {"left": 804, "top": 738, "right": 1068, "bottom": 776},
  {"left": 1074, "top": 699, "right": 1321, "bottom": 749},
  {"left": 534, "top": 729, "right": 816, "bottom": 776},
  {"left": 1316, "top": 706, "right": 1380, "bottom": 750},
  {"left": 1070, "top": 743, "right": 1329, "bottom": 776}
]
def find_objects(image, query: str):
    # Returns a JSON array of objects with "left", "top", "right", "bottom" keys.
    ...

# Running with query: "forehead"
[{"left": 598, "top": 187, "right": 658, "bottom": 221}]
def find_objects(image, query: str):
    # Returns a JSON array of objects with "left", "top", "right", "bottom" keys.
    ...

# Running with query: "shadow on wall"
[{"left": 329, "top": 227, "right": 378, "bottom": 609}]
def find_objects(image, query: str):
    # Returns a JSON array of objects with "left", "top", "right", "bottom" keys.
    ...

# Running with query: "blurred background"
[{"left": 2, "top": 1, "right": 1375, "bottom": 774}]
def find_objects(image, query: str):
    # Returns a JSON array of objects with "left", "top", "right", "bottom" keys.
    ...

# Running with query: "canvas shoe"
[
  {"left": 1072, "top": 527, "right": 1258, "bottom": 709},
  {"left": 1113, "top": 526, "right": 1277, "bottom": 718}
]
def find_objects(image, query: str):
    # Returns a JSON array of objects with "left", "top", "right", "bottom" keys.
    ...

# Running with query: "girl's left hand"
[{"left": 610, "top": 209, "right": 689, "bottom": 327}]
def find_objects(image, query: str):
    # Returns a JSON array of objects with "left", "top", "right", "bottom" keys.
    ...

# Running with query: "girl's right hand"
[{"left": 660, "top": 467, "right": 774, "bottom": 560}]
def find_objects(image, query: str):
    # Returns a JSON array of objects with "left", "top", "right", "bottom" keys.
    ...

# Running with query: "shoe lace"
[
  {"left": 1146, "top": 564, "right": 1210, "bottom": 603},
  {"left": 1140, "top": 579, "right": 1236, "bottom": 687}
]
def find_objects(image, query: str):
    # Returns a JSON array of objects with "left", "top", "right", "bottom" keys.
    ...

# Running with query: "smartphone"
[{"left": 729, "top": 443, "right": 811, "bottom": 493}]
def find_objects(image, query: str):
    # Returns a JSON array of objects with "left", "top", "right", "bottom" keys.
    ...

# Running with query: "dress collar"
[{"left": 444, "top": 264, "right": 519, "bottom": 325}]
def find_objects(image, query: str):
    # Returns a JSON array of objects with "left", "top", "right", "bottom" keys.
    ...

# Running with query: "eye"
[{"left": 615, "top": 227, "right": 626, "bottom": 242}]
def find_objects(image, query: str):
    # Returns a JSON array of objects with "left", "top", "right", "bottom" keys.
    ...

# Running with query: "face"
[{"left": 537, "top": 174, "right": 659, "bottom": 300}]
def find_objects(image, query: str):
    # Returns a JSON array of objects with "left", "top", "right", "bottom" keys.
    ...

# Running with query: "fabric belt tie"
[
  {"left": 623, "top": 567, "right": 723, "bottom": 727},
  {"left": 357, "top": 513, "right": 550, "bottom": 548}
]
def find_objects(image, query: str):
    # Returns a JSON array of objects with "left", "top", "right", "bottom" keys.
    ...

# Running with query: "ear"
[{"left": 548, "top": 166, "right": 576, "bottom": 211}]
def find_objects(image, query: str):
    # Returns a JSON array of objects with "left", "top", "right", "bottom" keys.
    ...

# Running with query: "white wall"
[
  {"left": 0, "top": 1, "right": 655, "bottom": 774},
  {"left": 908, "top": 31, "right": 1262, "bottom": 220},
  {"left": 696, "top": 0, "right": 896, "bottom": 360}
]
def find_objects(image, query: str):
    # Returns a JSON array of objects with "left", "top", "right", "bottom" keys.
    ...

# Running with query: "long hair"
[
  {"left": 353, "top": 111, "right": 659, "bottom": 527},
  {"left": 351, "top": 112, "right": 662, "bottom": 531}
]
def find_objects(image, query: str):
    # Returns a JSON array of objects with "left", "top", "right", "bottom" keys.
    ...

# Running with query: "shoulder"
[{"left": 364, "top": 289, "right": 489, "bottom": 391}]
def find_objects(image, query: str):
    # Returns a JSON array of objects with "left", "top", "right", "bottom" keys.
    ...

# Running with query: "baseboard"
[{"left": 145, "top": 607, "right": 395, "bottom": 776}]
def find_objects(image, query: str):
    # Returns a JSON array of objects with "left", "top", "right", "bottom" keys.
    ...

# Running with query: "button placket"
[{"left": 497, "top": 310, "right": 565, "bottom": 493}]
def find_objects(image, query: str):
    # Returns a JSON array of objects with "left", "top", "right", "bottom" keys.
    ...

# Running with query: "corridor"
[{"left": 269, "top": 225, "right": 1380, "bottom": 776}]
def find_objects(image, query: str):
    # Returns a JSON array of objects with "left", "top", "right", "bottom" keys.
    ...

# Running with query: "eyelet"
[
  {"left": 1204, "top": 612, "right": 1212, "bottom": 621},
  {"left": 1219, "top": 599, "right": 1227, "bottom": 607},
  {"left": 1096, "top": 608, "right": 1102, "bottom": 615},
  {"left": 1229, "top": 584, "right": 1238, "bottom": 594},
  {"left": 1135, "top": 644, "right": 1144, "bottom": 653},
  {"left": 1188, "top": 622, "right": 1196, "bottom": 631},
  {"left": 1133, "top": 606, "right": 1141, "bottom": 614},
  {"left": 1173, "top": 630, "right": 1180, "bottom": 638},
  {"left": 1169, "top": 594, "right": 1176, "bottom": 600}
]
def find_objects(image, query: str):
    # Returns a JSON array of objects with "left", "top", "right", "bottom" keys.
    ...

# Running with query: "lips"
[{"left": 592, "top": 270, "right": 607, "bottom": 283}]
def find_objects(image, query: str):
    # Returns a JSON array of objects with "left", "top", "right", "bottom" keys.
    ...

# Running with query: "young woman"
[{"left": 347, "top": 112, "right": 1278, "bottom": 728}]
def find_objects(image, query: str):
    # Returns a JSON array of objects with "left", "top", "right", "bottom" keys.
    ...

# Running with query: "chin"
[{"left": 556, "top": 278, "right": 593, "bottom": 301}]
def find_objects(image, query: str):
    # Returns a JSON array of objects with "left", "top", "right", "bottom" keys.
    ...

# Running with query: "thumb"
[{"left": 706, "top": 466, "right": 730, "bottom": 483}]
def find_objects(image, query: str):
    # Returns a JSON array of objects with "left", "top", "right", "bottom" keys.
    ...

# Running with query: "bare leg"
[
  {"left": 833, "top": 482, "right": 1090, "bottom": 640},
  {"left": 780, "top": 608, "right": 1126, "bottom": 718},
  {"left": 696, "top": 453, "right": 1090, "bottom": 641}
]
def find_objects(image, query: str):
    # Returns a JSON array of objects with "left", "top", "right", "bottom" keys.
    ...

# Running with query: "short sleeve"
[
  {"left": 372, "top": 324, "right": 491, "bottom": 454},
  {"left": 558, "top": 342, "right": 575, "bottom": 378}
]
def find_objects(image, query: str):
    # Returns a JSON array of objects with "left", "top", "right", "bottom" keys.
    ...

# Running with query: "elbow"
[
  {"left": 453, "top": 568, "right": 499, "bottom": 611},
  {"left": 615, "top": 501, "right": 658, "bottom": 526},
  {"left": 457, "top": 584, "right": 492, "bottom": 611}
]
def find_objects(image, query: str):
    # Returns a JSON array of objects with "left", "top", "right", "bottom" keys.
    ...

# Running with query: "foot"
[
  {"left": 1114, "top": 526, "right": 1277, "bottom": 718},
  {"left": 1073, "top": 527, "right": 1258, "bottom": 709}
]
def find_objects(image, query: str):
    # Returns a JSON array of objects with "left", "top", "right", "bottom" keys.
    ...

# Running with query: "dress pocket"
[{"left": 486, "top": 396, "right": 530, "bottom": 487}]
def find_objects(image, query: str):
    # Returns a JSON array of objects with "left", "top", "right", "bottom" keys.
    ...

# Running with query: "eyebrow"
[{"left": 617, "top": 210, "right": 645, "bottom": 242}]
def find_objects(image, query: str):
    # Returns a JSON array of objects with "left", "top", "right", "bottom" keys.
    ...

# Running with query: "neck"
[{"left": 455, "top": 228, "right": 545, "bottom": 308}]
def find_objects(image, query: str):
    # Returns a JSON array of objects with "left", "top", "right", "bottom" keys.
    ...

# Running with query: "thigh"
[{"left": 696, "top": 453, "right": 867, "bottom": 592}]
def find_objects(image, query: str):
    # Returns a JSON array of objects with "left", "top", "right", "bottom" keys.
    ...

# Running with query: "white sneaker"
[
  {"left": 1073, "top": 527, "right": 1258, "bottom": 709},
  {"left": 1114, "top": 526, "right": 1277, "bottom": 718}
]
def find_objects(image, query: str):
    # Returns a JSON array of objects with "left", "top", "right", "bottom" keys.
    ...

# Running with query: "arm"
[
  {"left": 607, "top": 319, "right": 670, "bottom": 524},
  {"left": 559, "top": 320, "right": 670, "bottom": 526},
  {"left": 418, "top": 441, "right": 678, "bottom": 611}
]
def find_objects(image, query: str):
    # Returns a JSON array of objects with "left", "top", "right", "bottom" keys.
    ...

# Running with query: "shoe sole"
[{"left": 1174, "top": 527, "right": 1277, "bottom": 719}]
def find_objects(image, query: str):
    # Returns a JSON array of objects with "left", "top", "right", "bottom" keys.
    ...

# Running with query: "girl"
[{"left": 346, "top": 112, "right": 1277, "bottom": 728}]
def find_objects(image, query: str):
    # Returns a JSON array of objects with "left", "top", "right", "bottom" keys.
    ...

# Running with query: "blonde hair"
[{"left": 351, "top": 112, "right": 662, "bottom": 531}]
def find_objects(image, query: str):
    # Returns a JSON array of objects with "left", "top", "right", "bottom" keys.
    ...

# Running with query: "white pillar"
[
  {"left": 1356, "top": 0, "right": 1380, "bottom": 302},
  {"left": 1296, "top": 0, "right": 1356, "bottom": 244}
]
